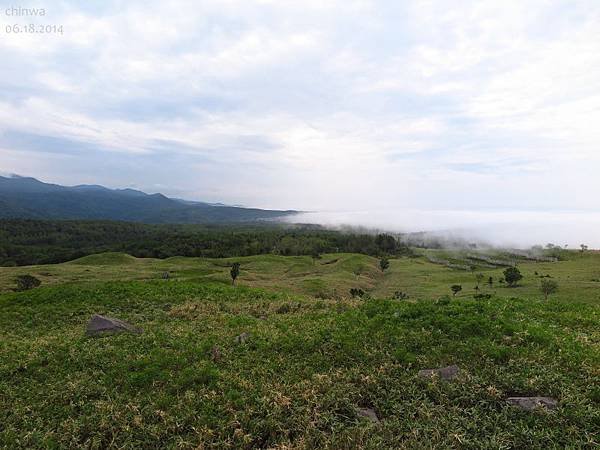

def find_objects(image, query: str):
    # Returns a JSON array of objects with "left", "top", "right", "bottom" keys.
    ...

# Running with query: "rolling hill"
[
  {"left": 0, "top": 250, "right": 597, "bottom": 447},
  {"left": 0, "top": 175, "right": 298, "bottom": 223}
]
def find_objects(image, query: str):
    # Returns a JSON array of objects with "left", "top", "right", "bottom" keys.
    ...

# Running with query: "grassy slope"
[
  {"left": 0, "top": 252, "right": 599, "bottom": 448},
  {"left": 1, "top": 251, "right": 600, "bottom": 305}
]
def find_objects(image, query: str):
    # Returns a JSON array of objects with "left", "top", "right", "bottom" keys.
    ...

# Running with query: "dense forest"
[{"left": 0, "top": 219, "right": 413, "bottom": 266}]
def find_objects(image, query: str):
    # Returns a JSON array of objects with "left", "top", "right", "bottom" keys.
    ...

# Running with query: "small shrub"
[
  {"left": 276, "top": 303, "right": 292, "bottom": 314},
  {"left": 540, "top": 279, "right": 559, "bottom": 300},
  {"left": 230, "top": 262, "right": 240, "bottom": 285},
  {"left": 473, "top": 293, "right": 492, "bottom": 300},
  {"left": 350, "top": 288, "right": 365, "bottom": 298},
  {"left": 450, "top": 284, "right": 462, "bottom": 296},
  {"left": 394, "top": 348, "right": 416, "bottom": 364},
  {"left": 393, "top": 291, "right": 409, "bottom": 300},
  {"left": 15, "top": 275, "right": 41, "bottom": 291},
  {"left": 379, "top": 257, "right": 390, "bottom": 272}
]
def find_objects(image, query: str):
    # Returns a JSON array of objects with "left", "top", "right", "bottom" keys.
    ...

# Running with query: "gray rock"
[
  {"left": 210, "top": 345, "right": 222, "bottom": 362},
  {"left": 86, "top": 314, "right": 142, "bottom": 337},
  {"left": 356, "top": 407, "right": 379, "bottom": 423},
  {"left": 506, "top": 397, "right": 558, "bottom": 411},
  {"left": 235, "top": 332, "right": 251, "bottom": 344},
  {"left": 418, "top": 364, "right": 460, "bottom": 381}
]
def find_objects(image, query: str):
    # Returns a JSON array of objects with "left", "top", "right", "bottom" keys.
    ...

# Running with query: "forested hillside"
[{"left": 0, "top": 175, "right": 296, "bottom": 223}]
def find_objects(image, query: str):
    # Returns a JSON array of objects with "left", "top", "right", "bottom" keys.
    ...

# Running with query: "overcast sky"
[{"left": 1, "top": 0, "right": 599, "bottom": 214}]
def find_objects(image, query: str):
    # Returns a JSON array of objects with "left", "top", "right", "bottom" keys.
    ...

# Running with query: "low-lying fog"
[{"left": 286, "top": 210, "right": 600, "bottom": 249}]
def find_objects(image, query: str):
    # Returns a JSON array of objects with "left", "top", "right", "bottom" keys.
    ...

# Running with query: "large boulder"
[
  {"left": 506, "top": 397, "right": 558, "bottom": 411},
  {"left": 418, "top": 364, "right": 460, "bottom": 381},
  {"left": 86, "top": 314, "right": 142, "bottom": 337}
]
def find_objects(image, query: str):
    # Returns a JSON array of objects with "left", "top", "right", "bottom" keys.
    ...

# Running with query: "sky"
[{"left": 1, "top": 0, "right": 600, "bottom": 244}]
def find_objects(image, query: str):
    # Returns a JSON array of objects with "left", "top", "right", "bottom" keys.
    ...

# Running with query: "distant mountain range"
[{"left": 0, "top": 175, "right": 298, "bottom": 223}]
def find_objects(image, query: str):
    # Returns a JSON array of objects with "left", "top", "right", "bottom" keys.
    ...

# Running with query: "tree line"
[{"left": 0, "top": 219, "right": 414, "bottom": 266}]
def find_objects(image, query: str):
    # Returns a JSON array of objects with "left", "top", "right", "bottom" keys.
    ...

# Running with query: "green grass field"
[{"left": 1, "top": 251, "right": 598, "bottom": 448}]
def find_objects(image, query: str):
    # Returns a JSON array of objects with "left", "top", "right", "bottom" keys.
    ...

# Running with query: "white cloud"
[{"left": 1, "top": 0, "right": 599, "bottom": 235}]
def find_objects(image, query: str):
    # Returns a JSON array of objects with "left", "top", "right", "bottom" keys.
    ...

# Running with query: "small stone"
[
  {"left": 86, "top": 314, "right": 142, "bottom": 337},
  {"left": 356, "top": 407, "right": 380, "bottom": 423},
  {"left": 418, "top": 364, "right": 459, "bottom": 381},
  {"left": 235, "top": 332, "right": 250, "bottom": 344},
  {"left": 506, "top": 397, "right": 558, "bottom": 411},
  {"left": 210, "top": 345, "right": 222, "bottom": 362}
]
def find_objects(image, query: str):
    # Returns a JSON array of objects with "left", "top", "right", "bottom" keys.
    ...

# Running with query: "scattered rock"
[
  {"left": 506, "top": 397, "right": 558, "bottom": 411},
  {"left": 418, "top": 364, "right": 460, "bottom": 381},
  {"left": 210, "top": 345, "right": 222, "bottom": 362},
  {"left": 235, "top": 332, "right": 251, "bottom": 344},
  {"left": 86, "top": 314, "right": 142, "bottom": 337},
  {"left": 355, "top": 407, "right": 380, "bottom": 423}
]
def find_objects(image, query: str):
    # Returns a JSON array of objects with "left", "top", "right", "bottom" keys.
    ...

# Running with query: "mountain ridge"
[{"left": 0, "top": 175, "right": 298, "bottom": 224}]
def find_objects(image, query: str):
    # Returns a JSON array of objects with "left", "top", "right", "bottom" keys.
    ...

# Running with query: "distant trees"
[
  {"left": 0, "top": 219, "right": 417, "bottom": 267},
  {"left": 450, "top": 284, "right": 462, "bottom": 296},
  {"left": 379, "top": 257, "right": 390, "bottom": 272},
  {"left": 230, "top": 262, "right": 240, "bottom": 285},
  {"left": 503, "top": 267, "right": 523, "bottom": 287},
  {"left": 15, "top": 274, "right": 41, "bottom": 291},
  {"left": 540, "top": 279, "right": 559, "bottom": 300},
  {"left": 375, "top": 233, "right": 397, "bottom": 254},
  {"left": 580, "top": 244, "right": 588, "bottom": 253}
]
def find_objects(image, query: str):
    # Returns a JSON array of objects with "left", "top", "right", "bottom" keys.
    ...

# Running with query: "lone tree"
[
  {"left": 580, "top": 244, "right": 588, "bottom": 253},
  {"left": 311, "top": 249, "right": 321, "bottom": 265},
  {"left": 230, "top": 262, "right": 241, "bottom": 286},
  {"left": 540, "top": 279, "right": 559, "bottom": 300},
  {"left": 379, "top": 257, "right": 390, "bottom": 272},
  {"left": 450, "top": 284, "right": 462, "bottom": 297},
  {"left": 475, "top": 273, "right": 484, "bottom": 288},
  {"left": 488, "top": 276, "right": 494, "bottom": 287},
  {"left": 503, "top": 267, "right": 523, "bottom": 287}
]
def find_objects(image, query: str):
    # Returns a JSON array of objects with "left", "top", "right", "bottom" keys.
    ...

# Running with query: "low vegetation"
[{"left": 0, "top": 244, "right": 598, "bottom": 448}]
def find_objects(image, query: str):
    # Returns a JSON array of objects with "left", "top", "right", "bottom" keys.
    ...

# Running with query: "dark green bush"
[{"left": 15, "top": 274, "right": 41, "bottom": 291}]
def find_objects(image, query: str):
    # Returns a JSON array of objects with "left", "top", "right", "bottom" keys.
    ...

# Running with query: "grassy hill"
[{"left": 0, "top": 251, "right": 598, "bottom": 448}]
